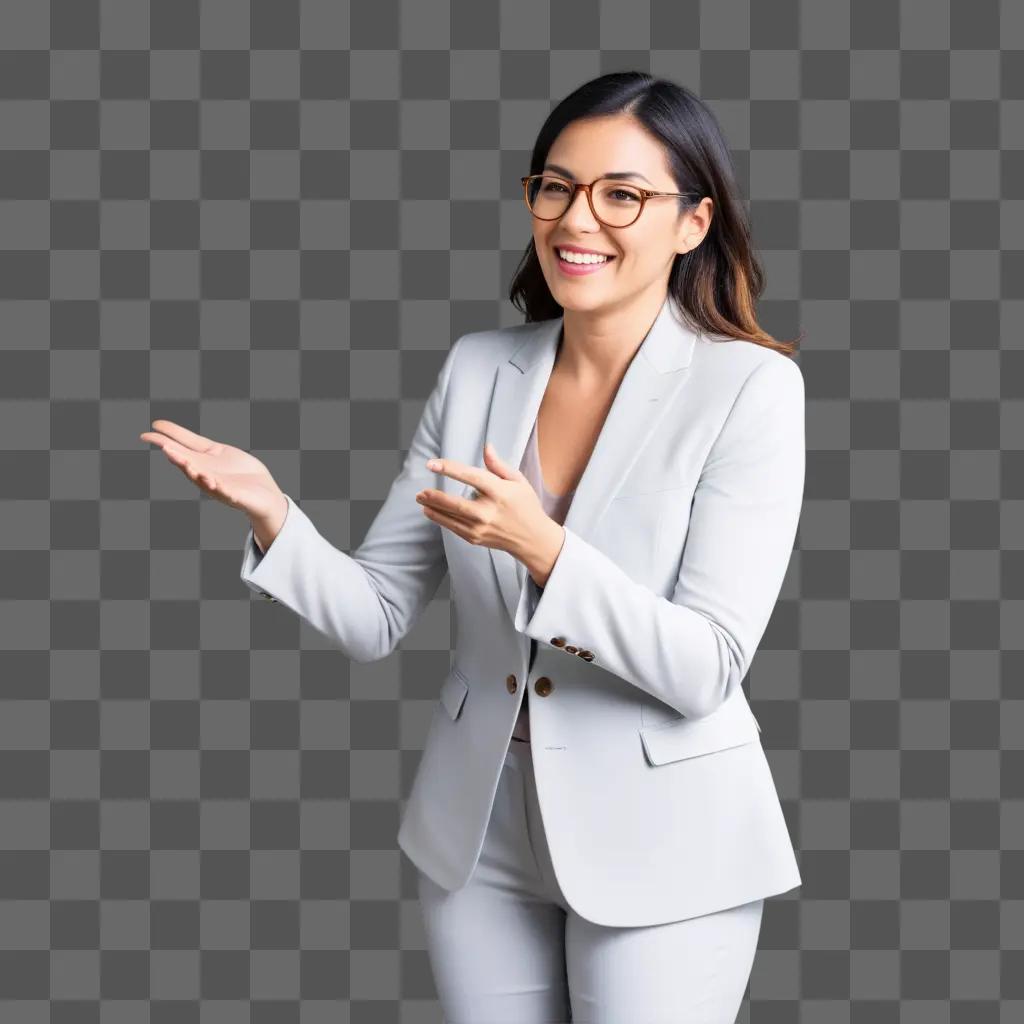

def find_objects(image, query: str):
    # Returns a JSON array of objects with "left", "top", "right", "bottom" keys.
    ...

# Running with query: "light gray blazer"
[{"left": 240, "top": 292, "right": 805, "bottom": 927}]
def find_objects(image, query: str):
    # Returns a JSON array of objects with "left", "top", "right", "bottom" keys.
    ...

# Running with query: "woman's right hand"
[{"left": 139, "top": 419, "right": 285, "bottom": 524}]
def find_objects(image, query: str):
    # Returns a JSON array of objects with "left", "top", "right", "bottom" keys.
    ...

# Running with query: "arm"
[
  {"left": 512, "top": 354, "right": 806, "bottom": 720},
  {"left": 239, "top": 336, "right": 466, "bottom": 663}
]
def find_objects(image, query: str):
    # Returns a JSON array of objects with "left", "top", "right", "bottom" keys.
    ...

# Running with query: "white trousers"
[{"left": 416, "top": 737, "right": 764, "bottom": 1024}]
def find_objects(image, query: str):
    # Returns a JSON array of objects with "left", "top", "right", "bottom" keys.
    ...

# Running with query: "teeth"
[{"left": 557, "top": 248, "right": 611, "bottom": 264}]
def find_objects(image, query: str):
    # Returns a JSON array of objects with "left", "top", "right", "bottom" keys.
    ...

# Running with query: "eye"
[{"left": 609, "top": 189, "right": 640, "bottom": 202}]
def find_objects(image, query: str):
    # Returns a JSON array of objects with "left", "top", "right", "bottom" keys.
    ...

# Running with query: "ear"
[{"left": 675, "top": 196, "right": 714, "bottom": 256}]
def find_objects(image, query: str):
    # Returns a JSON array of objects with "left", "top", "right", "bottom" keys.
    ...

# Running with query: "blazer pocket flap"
[
  {"left": 440, "top": 668, "right": 469, "bottom": 721},
  {"left": 639, "top": 697, "right": 761, "bottom": 766}
]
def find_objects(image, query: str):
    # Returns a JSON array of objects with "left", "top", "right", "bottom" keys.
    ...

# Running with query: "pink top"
[{"left": 510, "top": 415, "right": 575, "bottom": 742}]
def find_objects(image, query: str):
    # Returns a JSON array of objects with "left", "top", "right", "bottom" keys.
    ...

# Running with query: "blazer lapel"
[{"left": 471, "top": 293, "right": 700, "bottom": 630}]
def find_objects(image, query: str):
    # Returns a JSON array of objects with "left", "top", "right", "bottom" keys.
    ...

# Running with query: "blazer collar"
[{"left": 477, "top": 292, "right": 700, "bottom": 628}]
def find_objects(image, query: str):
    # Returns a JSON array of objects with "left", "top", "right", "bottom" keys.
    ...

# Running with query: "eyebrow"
[{"left": 543, "top": 163, "right": 654, "bottom": 186}]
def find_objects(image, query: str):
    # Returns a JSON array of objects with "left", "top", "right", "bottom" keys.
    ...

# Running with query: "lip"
[
  {"left": 553, "top": 243, "right": 615, "bottom": 257},
  {"left": 553, "top": 244, "right": 617, "bottom": 277}
]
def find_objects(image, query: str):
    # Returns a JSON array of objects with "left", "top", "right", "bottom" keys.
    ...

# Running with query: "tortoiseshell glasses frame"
[{"left": 520, "top": 173, "right": 702, "bottom": 229}]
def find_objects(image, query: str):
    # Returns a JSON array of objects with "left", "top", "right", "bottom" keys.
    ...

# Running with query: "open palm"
[{"left": 139, "top": 419, "right": 283, "bottom": 522}]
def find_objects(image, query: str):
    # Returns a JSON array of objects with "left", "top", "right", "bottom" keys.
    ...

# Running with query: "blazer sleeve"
[
  {"left": 513, "top": 353, "right": 806, "bottom": 720},
  {"left": 239, "top": 336, "right": 465, "bottom": 663}
]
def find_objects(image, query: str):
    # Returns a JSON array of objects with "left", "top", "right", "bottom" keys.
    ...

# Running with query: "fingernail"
[{"left": 426, "top": 459, "right": 440, "bottom": 470}]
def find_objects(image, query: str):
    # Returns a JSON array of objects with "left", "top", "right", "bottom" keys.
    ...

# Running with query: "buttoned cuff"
[{"left": 512, "top": 526, "right": 597, "bottom": 664}]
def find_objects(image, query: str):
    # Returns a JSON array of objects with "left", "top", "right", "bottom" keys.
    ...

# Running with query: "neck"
[{"left": 555, "top": 285, "right": 668, "bottom": 389}]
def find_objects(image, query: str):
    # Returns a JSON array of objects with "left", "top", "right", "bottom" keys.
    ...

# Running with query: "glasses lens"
[
  {"left": 526, "top": 175, "right": 571, "bottom": 219},
  {"left": 527, "top": 176, "right": 643, "bottom": 227},
  {"left": 592, "top": 179, "right": 644, "bottom": 226}
]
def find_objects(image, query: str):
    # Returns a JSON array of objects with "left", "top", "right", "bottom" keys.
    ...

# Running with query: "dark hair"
[{"left": 509, "top": 71, "right": 801, "bottom": 357}]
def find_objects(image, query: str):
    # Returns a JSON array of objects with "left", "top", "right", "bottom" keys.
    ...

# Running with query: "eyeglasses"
[{"left": 520, "top": 174, "right": 701, "bottom": 229}]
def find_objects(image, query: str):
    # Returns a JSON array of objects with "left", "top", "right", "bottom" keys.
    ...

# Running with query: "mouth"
[{"left": 553, "top": 245, "right": 617, "bottom": 272}]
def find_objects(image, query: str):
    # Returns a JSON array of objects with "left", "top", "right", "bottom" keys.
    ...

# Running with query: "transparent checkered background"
[{"left": 1, "top": 0, "right": 1022, "bottom": 1021}]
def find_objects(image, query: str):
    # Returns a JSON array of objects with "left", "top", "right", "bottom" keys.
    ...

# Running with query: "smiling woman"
[
  {"left": 510, "top": 74, "right": 802, "bottom": 360},
  {"left": 183, "top": 66, "right": 809, "bottom": 1024},
  {"left": 403, "top": 69, "right": 807, "bottom": 1023}
]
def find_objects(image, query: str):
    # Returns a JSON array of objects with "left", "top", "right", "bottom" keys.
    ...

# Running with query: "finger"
[
  {"left": 139, "top": 431, "right": 178, "bottom": 455},
  {"left": 416, "top": 490, "right": 478, "bottom": 524},
  {"left": 148, "top": 419, "right": 217, "bottom": 454},
  {"left": 140, "top": 431, "right": 178, "bottom": 451},
  {"left": 173, "top": 457, "right": 213, "bottom": 493},
  {"left": 177, "top": 459, "right": 204, "bottom": 486},
  {"left": 426, "top": 458, "right": 491, "bottom": 495},
  {"left": 421, "top": 503, "right": 477, "bottom": 544},
  {"left": 194, "top": 470, "right": 242, "bottom": 509},
  {"left": 159, "top": 440, "right": 209, "bottom": 470}
]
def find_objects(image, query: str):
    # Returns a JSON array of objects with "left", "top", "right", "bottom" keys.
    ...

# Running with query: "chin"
[{"left": 553, "top": 293, "right": 615, "bottom": 313}]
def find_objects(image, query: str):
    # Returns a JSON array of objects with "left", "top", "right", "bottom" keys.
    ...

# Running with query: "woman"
[{"left": 141, "top": 71, "right": 805, "bottom": 1023}]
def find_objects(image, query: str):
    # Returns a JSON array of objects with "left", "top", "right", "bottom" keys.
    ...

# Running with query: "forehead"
[{"left": 545, "top": 116, "right": 672, "bottom": 181}]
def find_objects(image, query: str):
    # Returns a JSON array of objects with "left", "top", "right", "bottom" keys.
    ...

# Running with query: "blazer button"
[
  {"left": 262, "top": 592, "right": 277, "bottom": 602},
  {"left": 579, "top": 650, "right": 594, "bottom": 661},
  {"left": 534, "top": 676, "right": 553, "bottom": 697},
  {"left": 506, "top": 674, "right": 517, "bottom": 695},
  {"left": 564, "top": 645, "right": 578, "bottom": 654},
  {"left": 550, "top": 637, "right": 566, "bottom": 648}
]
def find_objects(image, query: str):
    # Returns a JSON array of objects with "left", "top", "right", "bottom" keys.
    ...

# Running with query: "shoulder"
[
  {"left": 694, "top": 334, "right": 804, "bottom": 405},
  {"left": 455, "top": 320, "right": 541, "bottom": 351},
  {"left": 449, "top": 320, "right": 548, "bottom": 375}
]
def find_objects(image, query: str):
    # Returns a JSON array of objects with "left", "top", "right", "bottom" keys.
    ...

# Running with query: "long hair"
[{"left": 509, "top": 71, "right": 802, "bottom": 357}]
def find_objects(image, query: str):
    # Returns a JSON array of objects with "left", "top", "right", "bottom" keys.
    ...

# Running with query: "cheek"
[
  {"left": 620, "top": 238, "right": 678, "bottom": 275},
  {"left": 621, "top": 230, "right": 660, "bottom": 262},
  {"left": 610, "top": 232, "right": 652, "bottom": 267}
]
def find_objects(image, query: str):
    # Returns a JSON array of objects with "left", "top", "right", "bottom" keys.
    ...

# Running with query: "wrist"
[
  {"left": 250, "top": 492, "right": 288, "bottom": 553},
  {"left": 526, "top": 520, "right": 565, "bottom": 588}
]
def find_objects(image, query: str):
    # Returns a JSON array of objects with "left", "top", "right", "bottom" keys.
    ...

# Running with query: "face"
[{"left": 530, "top": 114, "right": 713, "bottom": 313}]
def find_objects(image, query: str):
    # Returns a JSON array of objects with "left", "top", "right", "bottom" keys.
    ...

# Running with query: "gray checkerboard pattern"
[{"left": 1, "top": 0, "right": 1021, "bottom": 1020}]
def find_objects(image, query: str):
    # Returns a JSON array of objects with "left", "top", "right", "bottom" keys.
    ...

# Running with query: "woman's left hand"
[{"left": 416, "top": 442, "right": 562, "bottom": 572}]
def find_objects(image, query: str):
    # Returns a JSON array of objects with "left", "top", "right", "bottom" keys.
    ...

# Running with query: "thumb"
[{"left": 483, "top": 441, "right": 519, "bottom": 480}]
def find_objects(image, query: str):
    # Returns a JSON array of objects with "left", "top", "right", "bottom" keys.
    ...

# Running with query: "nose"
[{"left": 560, "top": 186, "right": 602, "bottom": 232}]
